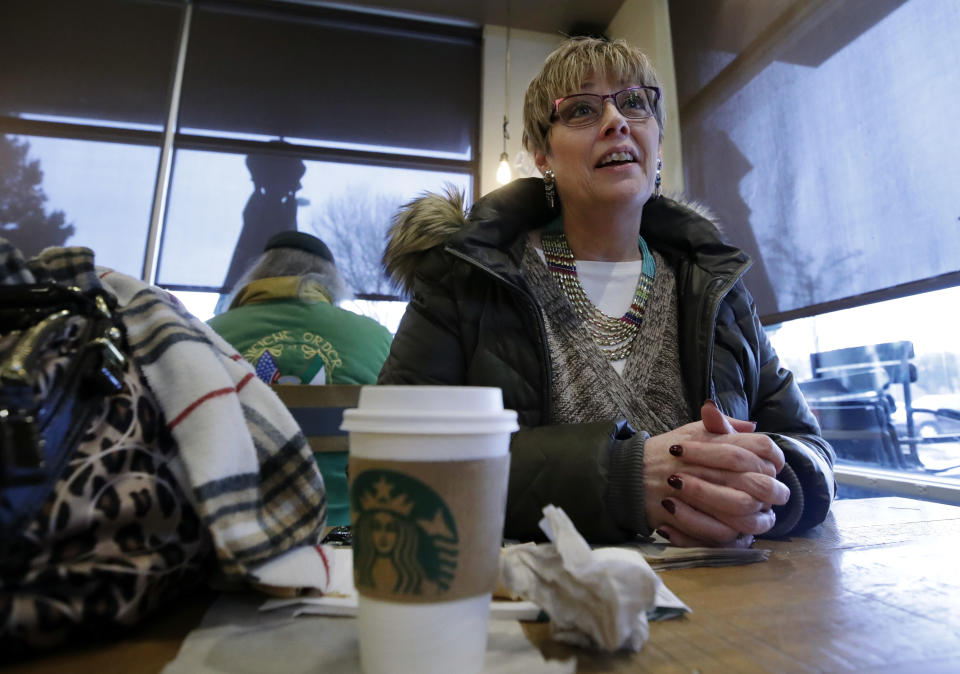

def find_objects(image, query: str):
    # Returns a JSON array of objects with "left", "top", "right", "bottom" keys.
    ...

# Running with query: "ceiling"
[{"left": 294, "top": 0, "right": 627, "bottom": 34}]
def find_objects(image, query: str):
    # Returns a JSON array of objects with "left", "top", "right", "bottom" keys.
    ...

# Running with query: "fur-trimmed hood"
[
  {"left": 382, "top": 177, "right": 740, "bottom": 296},
  {"left": 383, "top": 184, "right": 469, "bottom": 296}
]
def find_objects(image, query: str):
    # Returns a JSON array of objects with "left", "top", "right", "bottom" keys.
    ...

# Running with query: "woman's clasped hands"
[{"left": 643, "top": 401, "right": 791, "bottom": 548}]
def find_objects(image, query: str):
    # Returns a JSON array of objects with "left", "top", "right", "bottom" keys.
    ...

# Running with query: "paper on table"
[
  {"left": 627, "top": 540, "right": 771, "bottom": 570},
  {"left": 259, "top": 548, "right": 545, "bottom": 621},
  {"left": 649, "top": 582, "right": 690, "bottom": 621},
  {"left": 166, "top": 592, "right": 574, "bottom": 674},
  {"left": 257, "top": 544, "right": 695, "bottom": 623},
  {"left": 248, "top": 534, "right": 769, "bottom": 598}
]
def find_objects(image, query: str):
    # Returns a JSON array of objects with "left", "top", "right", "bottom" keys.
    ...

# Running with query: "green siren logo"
[{"left": 352, "top": 470, "right": 458, "bottom": 596}]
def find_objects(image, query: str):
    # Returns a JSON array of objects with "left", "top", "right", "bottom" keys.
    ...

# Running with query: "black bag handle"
[{"left": 0, "top": 283, "right": 126, "bottom": 544}]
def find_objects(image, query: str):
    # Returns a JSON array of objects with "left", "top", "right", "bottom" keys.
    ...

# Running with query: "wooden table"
[
  {"left": 527, "top": 497, "right": 960, "bottom": 672},
  {"left": 7, "top": 497, "right": 960, "bottom": 673}
]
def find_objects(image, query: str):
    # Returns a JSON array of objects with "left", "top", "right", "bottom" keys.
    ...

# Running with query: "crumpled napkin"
[{"left": 499, "top": 505, "right": 688, "bottom": 652}]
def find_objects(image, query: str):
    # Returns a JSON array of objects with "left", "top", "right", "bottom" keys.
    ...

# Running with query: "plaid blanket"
[{"left": 0, "top": 239, "right": 327, "bottom": 580}]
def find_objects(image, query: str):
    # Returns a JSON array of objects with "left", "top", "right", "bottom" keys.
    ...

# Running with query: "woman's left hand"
[
  {"left": 651, "top": 402, "right": 790, "bottom": 546},
  {"left": 659, "top": 464, "right": 787, "bottom": 533},
  {"left": 654, "top": 525, "right": 756, "bottom": 549}
]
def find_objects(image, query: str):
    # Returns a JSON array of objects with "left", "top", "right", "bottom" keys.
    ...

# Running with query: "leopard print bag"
[{"left": 0, "top": 287, "right": 214, "bottom": 652}]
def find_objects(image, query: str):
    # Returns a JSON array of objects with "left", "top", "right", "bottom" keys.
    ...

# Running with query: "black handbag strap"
[{"left": 0, "top": 284, "right": 126, "bottom": 543}]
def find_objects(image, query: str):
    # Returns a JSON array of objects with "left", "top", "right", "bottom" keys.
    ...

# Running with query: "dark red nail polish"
[
  {"left": 661, "top": 499, "right": 676, "bottom": 514},
  {"left": 667, "top": 474, "right": 683, "bottom": 489},
  {"left": 669, "top": 444, "right": 683, "bottom": 456},
  {"left": 656, "top": 529, "right": 671, "bottom": 541}
]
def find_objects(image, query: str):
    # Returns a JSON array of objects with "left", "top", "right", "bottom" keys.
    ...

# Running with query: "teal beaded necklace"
[{"left": 541, "top": 223, "right": 656, "bottom": 361}]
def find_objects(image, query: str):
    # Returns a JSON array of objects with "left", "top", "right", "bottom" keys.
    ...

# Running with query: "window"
[
  {"left": 1, "top": 0, "right": 481, "bottom": 330},
  {"left": 2, "top": 134, "right": 160, "bottom": 274},
  {"left": 158, "top": 149, "right": 471, "bottom": 327},
  {"left": 0, "top": 0, "right": 179, "bottom": 274},
  {"left": 767, "top": 286, "right": 960, "bottom": 502},
  {"left": 672, "top": 0, "right": 960, "bottom": 501},
  {"left": 672, "top": 0, "right": 960, "bottom": 320}
]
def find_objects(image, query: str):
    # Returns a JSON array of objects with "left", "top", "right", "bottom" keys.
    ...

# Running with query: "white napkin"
[
  {"left": 499, "top": 505, "right": 689, "bottom": 652},
  {"left": 165, "top": 592, "right": 575, "bottom": 674},
  {"left": 258, "top": 548, "right": 544, "bottom": 621}
]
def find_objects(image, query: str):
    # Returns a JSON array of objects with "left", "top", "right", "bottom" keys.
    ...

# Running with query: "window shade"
[
  {"left": 0, "top": 0, "right": 181, "bottom": 128},
  {"left": 671, "top": 0, "right": 960, "bottom": 321},
  {"left": 178, "top": 5, "right": 481, "bottom": 158}
]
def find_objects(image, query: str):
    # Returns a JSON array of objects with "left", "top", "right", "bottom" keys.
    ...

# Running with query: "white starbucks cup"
[{"left": 341, "top": 386, "right": 519, "bottom": 674}]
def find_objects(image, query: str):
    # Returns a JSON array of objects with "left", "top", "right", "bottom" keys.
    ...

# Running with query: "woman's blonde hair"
[{"left": 522, "top": 37, "right": 664, "bottom": 155}]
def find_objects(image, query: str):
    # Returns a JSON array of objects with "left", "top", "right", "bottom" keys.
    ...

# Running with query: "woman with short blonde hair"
[{"left": 380, "top": 37, "right": 834, "bottom": 547}]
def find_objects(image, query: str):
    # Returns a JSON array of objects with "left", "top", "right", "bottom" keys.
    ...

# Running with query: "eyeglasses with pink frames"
[{"left": 552, "top": 86, "right": 661, "bottom": 127}]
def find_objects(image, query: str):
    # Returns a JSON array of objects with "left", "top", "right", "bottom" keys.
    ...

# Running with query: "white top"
[{"left": 535, "top": 248, "right": 644, "bottom": 375}]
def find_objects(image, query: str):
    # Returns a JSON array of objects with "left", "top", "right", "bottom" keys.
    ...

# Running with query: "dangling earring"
[
  {"left": 654, "top": 158, "right": 662, "bottom": 199},
  {"left": 543, "top": 168, "right": 557, "bottom": 210}
]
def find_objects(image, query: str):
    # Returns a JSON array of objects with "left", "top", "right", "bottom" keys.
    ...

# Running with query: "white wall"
[
  {"left": 479, "top": 26, "right": 561, "bottom": 197},
  {"left": 607, "top": 0, "right": 684, "bottom": 193}
]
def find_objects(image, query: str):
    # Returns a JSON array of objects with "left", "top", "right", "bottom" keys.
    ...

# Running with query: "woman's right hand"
[{"left": 642, "top": 402, "right": 790, "bottom": 546}]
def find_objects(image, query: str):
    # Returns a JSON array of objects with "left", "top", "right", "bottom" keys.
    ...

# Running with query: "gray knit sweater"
[{"left": 521, "top": 239, "right": 693, "bottom": 534}]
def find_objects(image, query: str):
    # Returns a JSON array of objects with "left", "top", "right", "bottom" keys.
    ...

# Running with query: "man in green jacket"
[{"left": 209, "top": 231, "right": 393, "bottom": 525}]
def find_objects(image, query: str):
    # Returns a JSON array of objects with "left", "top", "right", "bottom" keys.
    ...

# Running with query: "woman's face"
[
  {"left": 371, "top": 512, "right": 398, "bottom": 555},
  {"left": 535, "top": 72, "right": 661, "bottom": 216}
]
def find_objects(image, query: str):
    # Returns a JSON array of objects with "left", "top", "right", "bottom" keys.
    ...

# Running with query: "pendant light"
[{"left": 496, "top": 25, "right": 512, "bottom": 185}]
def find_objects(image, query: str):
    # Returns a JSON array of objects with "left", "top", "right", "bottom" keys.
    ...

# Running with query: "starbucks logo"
[{"left": 352, "top": 470, "right": 458, "bottom": 596}]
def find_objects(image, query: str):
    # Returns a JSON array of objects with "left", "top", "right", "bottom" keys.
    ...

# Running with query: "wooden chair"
[
  {"left": 271, "top": 384, "right": 362, "bottom": 527},
  {"left": 271, "top": 384, "right": 362, "bottom": 455}
]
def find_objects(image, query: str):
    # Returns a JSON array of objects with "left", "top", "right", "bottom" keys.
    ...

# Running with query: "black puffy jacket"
[{"left": 379, "top": 178, "right": 835, "bottom": 542}]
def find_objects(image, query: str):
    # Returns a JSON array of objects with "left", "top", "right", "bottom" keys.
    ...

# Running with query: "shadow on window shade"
[
  {"left": 672, "top": 0, "right": 960, "bottom": 319},
  {"left": 157, "top": 147, "right": 471, "bottom": 293},
  {"left": 179, "top": 6, "right": 481, "bottom": 158},
  {"left": 0, "top": 0, "right": 181, "bottom": 128}
]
